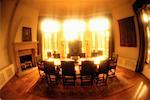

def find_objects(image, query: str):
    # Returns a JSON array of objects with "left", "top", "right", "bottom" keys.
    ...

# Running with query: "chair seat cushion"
[{"left": 38, "top": 65, "right": 44, "bottom": 70}]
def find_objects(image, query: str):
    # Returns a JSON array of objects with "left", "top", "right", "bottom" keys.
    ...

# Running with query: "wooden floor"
[{"left": 0, "top": 66, "right": 150, "bottom": 100}]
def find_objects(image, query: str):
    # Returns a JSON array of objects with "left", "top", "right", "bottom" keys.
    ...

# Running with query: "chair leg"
[
  {"left": 113, "top": 69, "right": 116, "bottom": 75},
  {"left": 80, "top": 77, "right": 82, "bottom": 86},
  {"left": 56, "top": 79, "right": 58, "bottom": 85},
  {"left": 74, "top": 79, "right": 75, "bottom": 86},
  {"left": 91, "top": 80, "right": 93, "bottom": 86},
  {"left": 63, "top": 77, "right": 65, "bottom": 86},
  {"left": 91, "top": 76, "right": 93, "bottom": 86},
  {"left": 46, "top": 74, "right": 50, "bottom": 87},
  {"left": 38, "top": 70, "right": 41, "bottom": 77},
  {"left": 105, "top": 74, "right": 108, "bottom": 85}
]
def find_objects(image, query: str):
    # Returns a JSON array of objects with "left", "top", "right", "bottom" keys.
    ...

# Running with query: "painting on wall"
[
  {"left": 118, "top": 16, "right": 137, "bottom": 47},
  {"left": 22, "top": 27, "right": 32, "bottom": 41}
]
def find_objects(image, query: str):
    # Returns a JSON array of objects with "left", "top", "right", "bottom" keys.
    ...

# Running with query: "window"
[
  {"left": 91, "top": 31, "right": 110, "bottom": 56},
  {"left": 118, "top": 17, "right": 136, "bottom": 47},
  {"left": 41, "top": 19, "right": 60, "bottom": 59},
  {"left": 90, "top": 17, "right": 110, "bottom": 57}
]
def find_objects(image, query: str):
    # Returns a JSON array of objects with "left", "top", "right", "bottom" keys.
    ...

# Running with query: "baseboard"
[{"left": 0, "top": 64, "right": 15, "bottom": 89}]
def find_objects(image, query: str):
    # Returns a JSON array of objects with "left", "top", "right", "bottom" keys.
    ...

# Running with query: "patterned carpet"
[{"left": 28, "top": 75, "right": 136, "bottom": 99}]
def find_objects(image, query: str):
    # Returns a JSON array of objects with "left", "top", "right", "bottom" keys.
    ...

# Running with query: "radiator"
[
  {"left": 0, "top": 64, "right": 15, "bottom": 89},
  {"left": 117, "top": 56, "right": 137, "bottom": 71}
]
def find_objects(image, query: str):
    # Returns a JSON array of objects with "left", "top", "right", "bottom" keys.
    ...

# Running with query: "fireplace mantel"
[
  {"left": 14, "top": 41, "right": 38, "bottom": 76},
  {"left": 15, "top": 41, "right": 38, "bottom": 51}
]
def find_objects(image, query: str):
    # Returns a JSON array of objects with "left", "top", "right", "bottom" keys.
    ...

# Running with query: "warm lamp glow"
[
  {"left": 89, "top": 17, "right": 110, "bottom": 32},
  {"left": 93, "top": 56, "right": 106, "bottom": 65},
  {"left": 63, "top": 19, "right": 86, "bottom": 41},
  {"left": 63, "top": 19, "right": 86, "bottom": 33},
  {"left": 41, "top": 19, "right": 60, "bottom": 33},
  {"left": 41, "top": 17, "right": 111, "bottom": 58},
  {"left": 143, "top": 13, "right": 149, "bottom": 23}
]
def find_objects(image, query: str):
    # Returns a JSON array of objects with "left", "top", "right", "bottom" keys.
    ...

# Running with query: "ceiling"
[{"left": 21, "top": 0, "right": 135, "bottom": 16}]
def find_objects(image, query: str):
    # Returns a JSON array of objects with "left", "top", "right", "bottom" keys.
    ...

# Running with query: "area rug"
[{"left": 28, "top": 75, "right": 136, "bottom": 99}]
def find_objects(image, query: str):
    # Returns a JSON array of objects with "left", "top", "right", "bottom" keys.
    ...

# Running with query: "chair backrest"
[
  {"left": 44, "top": 61, "right": 55, "bottom": 75},
  {"left": 81, "top": 61, "right": 96, "bottom": 75},
  {"left": 91, "top": 52, "right": 97, "bottom": 57},
  {"left": 37, "top": 60, "right": 44, "bottom": 70},
  {"left": 47, "top": 52, "right": 52, "bottom": 58},
  {"left": 98, "top": 60, "right": 109, "bottom": 74},
  {"left": 67, "top": 54, "right": 71, "bottom": 58},
  {"left": 97, "top": 50, "right": 103, "bottom": 56},
  {"left": 53, "top": 53, "right": 60, "bottom": 58},
  {"left": 61, "top": 61, "right": 75, "bottom": 76},
  {"left": 79, "top": 53, "right": 86, "bottom": 58}
]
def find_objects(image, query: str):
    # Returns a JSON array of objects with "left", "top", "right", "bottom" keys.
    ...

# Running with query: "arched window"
[{"left": 41, "top": 19, "right": 60, "bottom": 59}]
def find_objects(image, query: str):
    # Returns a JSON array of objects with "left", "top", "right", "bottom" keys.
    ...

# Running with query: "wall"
[
  {"left": 0, "top": 1, "right": 1, "bottom": 35},
  {"left": 0, "top": 0, "right": 39, "bottom": 70},
  {"left": 111, "top": 2, "right": 139, "bottom": 71},
  {"left": 0, "top": 0, "right": 18, "bottom": 90},
  {"left": 14, "top": 4, "right": 39, "bottom": 42},
  {"left": 0, "top": 0, "right": 19, "bottom": 70},
  {"left": 6, "top": 1, "right": 39, "bottom": 73}
]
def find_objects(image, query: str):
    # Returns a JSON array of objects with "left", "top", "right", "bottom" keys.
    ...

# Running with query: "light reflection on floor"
[{"left": 134, "top": 81, "right": 149, "bottom": 100}]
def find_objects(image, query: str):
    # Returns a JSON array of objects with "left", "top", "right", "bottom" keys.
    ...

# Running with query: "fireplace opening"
[{"left": 20, "top": 54, "right": 34, "bottom": 71}]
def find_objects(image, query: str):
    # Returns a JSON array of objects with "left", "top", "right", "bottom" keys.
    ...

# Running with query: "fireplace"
[
  {"left": 15, "top": 42, "right": 38, "bottom": 76},
  {"left": 20, "top": 54, "right": 33, "bottom": 70}
]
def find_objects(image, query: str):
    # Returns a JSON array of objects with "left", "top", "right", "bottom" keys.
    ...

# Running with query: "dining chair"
[
  {"left": 44, "top": 61, "right": 59, "bottom": 86},
  {"left": 96, "top": 59, "right": 109, "bottom": 85},
  {"left": 61, "top": 61, "right": 76, "bottom": 86},
  {"left": 47, "top": 51, "right": 52, "bottom": 58},
  {"left": 36, "top": 55, "right": 45, "bottom": 78},
  {"left": 97, "top": 50, "right": 103, "bottom": 56},
  {"left": 53, "top": 53, "right": 60, "bottom": 58},
  {"left": 79, "top": 53, "right": 86, "bottom": 58},
  {"left": 67, "top": 54, "right": 71, "bottom": 58},
  {"left": 37, "top": 60, "right": 45, "bottom": 78},
  {"left": 109, "top": 53, "right": 118, "bottom": 76},
  {"left": 80, "top": 61, "right": 96, "bottom": 86},
  {"left": 91, "top": 52, "right": 97, "bottom": 57}
]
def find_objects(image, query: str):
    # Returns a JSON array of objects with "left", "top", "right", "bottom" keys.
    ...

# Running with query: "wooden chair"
[
  {"left": 61, "top": 61, "right": 76, "bottom": 86},
  {"left": 80, "top": 61, "right": 96, "bottom": 86},
  {"left": 91, "top": 52, "right": 97, "bottom": 57},
  {"left": 97, "top": 50, "right": 103, "bottom": 56},
  {"left": 47, "top": 51, "right": 52, "bottom": 58},
  {"left": 53, "top": 53, "right": 60, "bottom": 58},
  {"left": 44, "top": 61, "right": 59, "bottom": 86},
  {"left": 37, "top": 60, "right": 45, "bottom": 78},
  {"left": 67, "top": 54, "right": 71, "bottom": 58},
  {"left": 109, "top": 53, "right": 118, "bottom": 76},
  {"left": 79, "top": 53, "right": 86, "bottom": 58},
  {"left": 96, "top": 59, "right": 109, "bottom": 85}
]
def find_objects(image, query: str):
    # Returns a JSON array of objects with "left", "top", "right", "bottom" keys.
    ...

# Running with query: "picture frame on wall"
[
  {"left": 118, "top": 16, "right": 137, "bottom": 47},
  {"left": 22, "top": 27, "right": 32, "bottom": 41}
]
